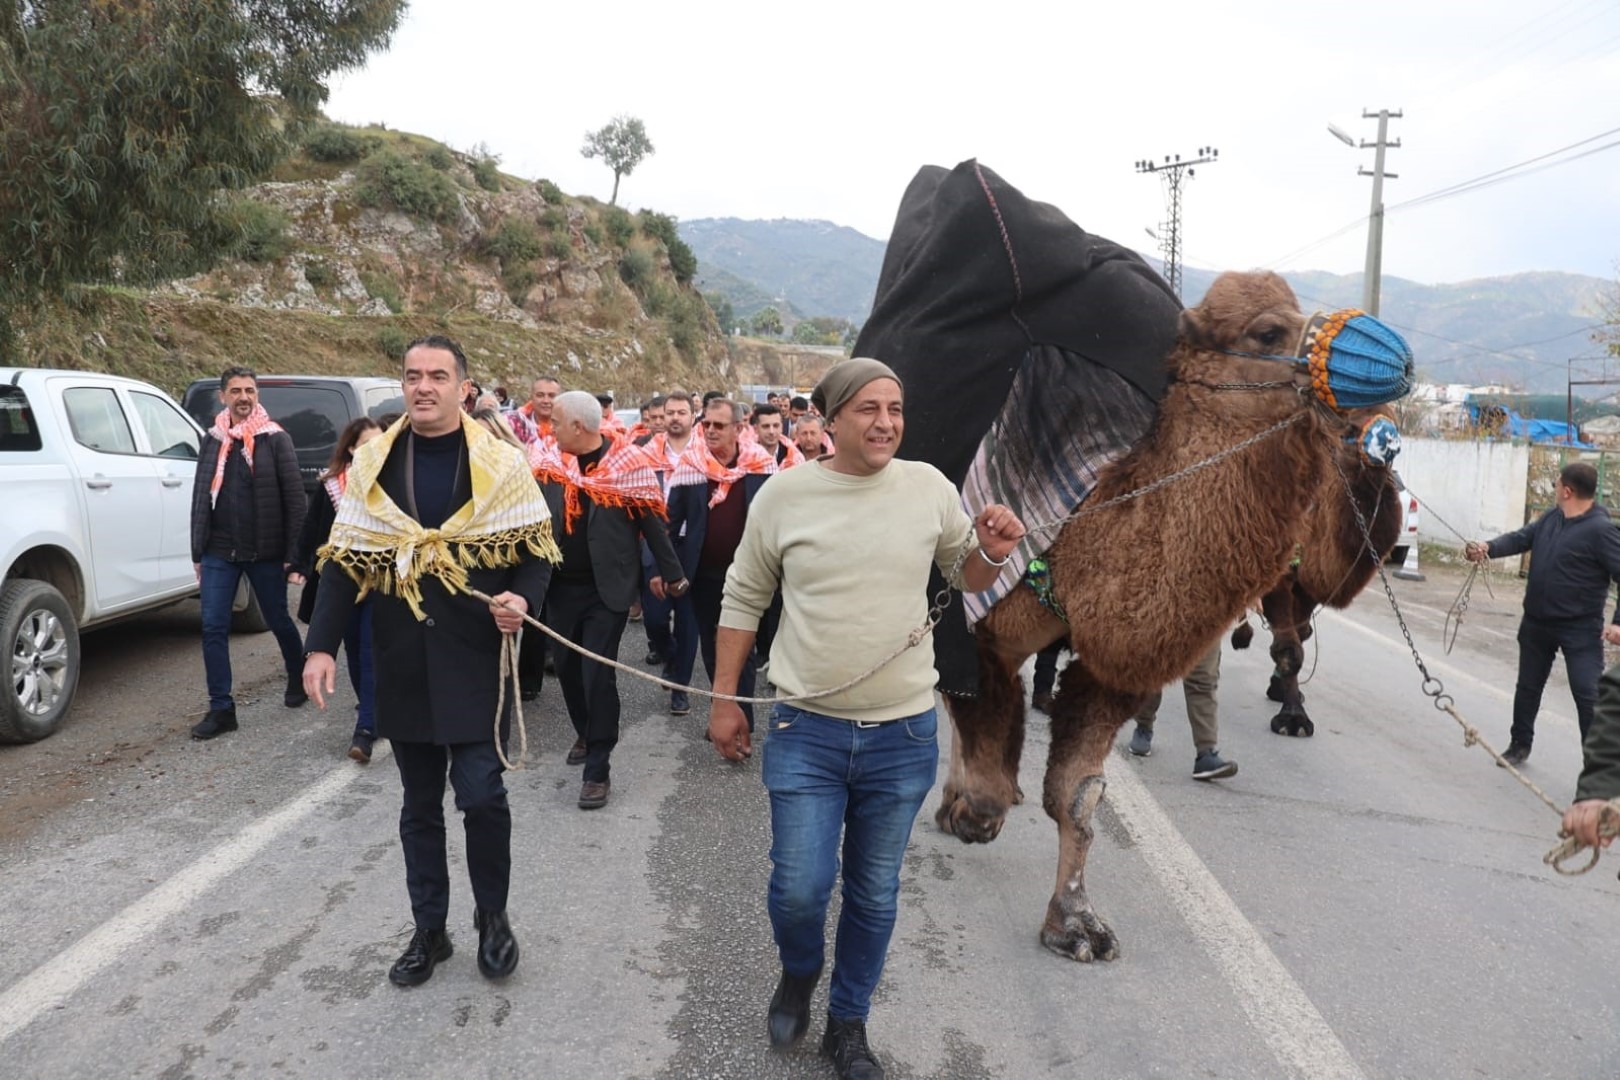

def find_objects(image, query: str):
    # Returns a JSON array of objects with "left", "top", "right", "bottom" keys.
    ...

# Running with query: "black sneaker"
[
  {"left": 1128, "top": 724, "right": 1153, "bottom": 757},
  {"left": 348, "top": 732, "right": 375, "bottom": 764},
  {"left": 284, "top": 674, "right": 308, "bottom": 708},
  {"left": 1499, "top": 742, "right": 1531, "bottom": 768},
  {"left": 645, "top": 649, "right": 665, "bottom": 666},
  {"left": 670, "top": 691, "right": 691, "bottom": 716},
  {"left": 822, "top": 1015, "right": 884, "bottom": 1079},
  {"left": 191, "top": 707, "right": 238, "bottom": 740},
  {"left": 388, "top": 926, "right": 452, "bottom": 987},
  {"left": 1192, "top": 748, "right": 1238, "bottom": 780}
]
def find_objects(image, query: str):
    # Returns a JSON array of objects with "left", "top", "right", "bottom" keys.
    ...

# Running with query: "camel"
[
  {"left": 1232, "top": 408, "right": 1403, "bottom": 736},
  {"left": 934, "top": 270, "right": 1400, "bottom": 963}
]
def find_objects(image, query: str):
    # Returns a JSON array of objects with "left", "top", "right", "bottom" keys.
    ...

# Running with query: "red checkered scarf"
[
  {"left": 528, "top": 436, "right": 666, "bottom": 533},
  {"left": 667, "top": 437, "right": 778, "bottom": 507},
  {"left": 208, "top": 404, "right": 284, "bottom": 509}
]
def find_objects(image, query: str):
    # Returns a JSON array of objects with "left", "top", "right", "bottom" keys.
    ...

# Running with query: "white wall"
[{"left": 1397, "top": 436, "right": 1530, "bottom": 547}]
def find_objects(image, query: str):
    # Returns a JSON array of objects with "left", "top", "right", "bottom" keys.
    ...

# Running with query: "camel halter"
[{"left": 1208, "top": 308, "right": 1414, "bottom": 410}]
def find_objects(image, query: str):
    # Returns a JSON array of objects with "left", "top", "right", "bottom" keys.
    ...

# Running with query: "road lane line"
[
  {"left": 0, "top": 746, "right": 390, "bottom": 1044},
  {"left": 1105, "top": 759, "right": 1367, "bottom": 1080}
]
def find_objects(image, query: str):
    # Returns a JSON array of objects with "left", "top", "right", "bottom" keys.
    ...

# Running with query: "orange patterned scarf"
[
  {"left": 667, "top": 438, "right": 778, "bottom": 507},
  {"left": 529, "top": 437, "right": 666, "bottom": 533},
  {"left": 208, "top": 404, "right": 284, "bottom": 509}
]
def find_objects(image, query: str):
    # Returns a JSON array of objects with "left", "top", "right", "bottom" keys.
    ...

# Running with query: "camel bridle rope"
[
  {"left": 1330, "top": 453, "right": 1614, "bottom": 876},
  {"left": 464, "top": 406, "right": 1320, "bottom": 768}
]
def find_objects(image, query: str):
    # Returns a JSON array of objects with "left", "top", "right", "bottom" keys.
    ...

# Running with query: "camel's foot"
[
  {"left": 1231, "top": 620, "right": 1255, "bottom": 650},
  {"left": 1266, "top": 673, "right": 1285, "bottom": 703},
  {"left": 1040, "top": 898, "right": 1119, "bottom": 963},
  {"left": 934, "top": 787, "right": 1010, "bottom": 844},
  {"left": 1012, "top": 785, "right": 1026, "bottom": 806},
  {"left": 1269, "top": 706, "right": 1314, "bottom": 737}
]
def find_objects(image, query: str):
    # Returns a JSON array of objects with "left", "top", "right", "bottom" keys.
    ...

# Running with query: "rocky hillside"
[{"left": 13, "top": 125, "right": 734, "bottom": 400}]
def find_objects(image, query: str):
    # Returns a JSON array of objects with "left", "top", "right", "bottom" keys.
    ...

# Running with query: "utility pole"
[
  {"left": 1355, "top": 109, "right": 1400, "bottom": 317},
  {"left": 1135, "top": 147, "right": 1218, "bottom": 300}
]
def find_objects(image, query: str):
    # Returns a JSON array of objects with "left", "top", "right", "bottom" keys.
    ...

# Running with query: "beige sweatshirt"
[{"left": 719, "top": 457, "right": 974, "bottom": 722}]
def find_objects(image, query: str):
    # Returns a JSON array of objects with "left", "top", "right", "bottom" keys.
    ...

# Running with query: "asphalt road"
[{"left": 3, "top": 559, "right": 1619, "bottom": 1079}]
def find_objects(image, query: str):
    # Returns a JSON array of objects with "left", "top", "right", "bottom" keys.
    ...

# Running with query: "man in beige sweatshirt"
[{"left": 708, "top": 358, "right": 1025, "bottom": 1080}]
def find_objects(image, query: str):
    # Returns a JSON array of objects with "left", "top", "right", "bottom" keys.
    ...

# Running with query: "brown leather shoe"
[
  {"left": 578, "top": 779, "right": 610, "bottom": 810},
  {"left": 566, "top": 738, "right": 587, "bottom": 766}
]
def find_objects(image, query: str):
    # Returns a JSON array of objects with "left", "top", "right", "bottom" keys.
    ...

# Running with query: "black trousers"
[
  {"left": 544, "top": 578, "right": 629, "bottom": 782},
  {"left": 392, "top": 738, "right": 511, "bottom": 930},
  {"left": 693, "top": 573, "right": 757, "bottom": 731},
  {"left": 1511, "top": 614, "right": 1603, "bottom": 747},
  {"left": 756, "top": 590, "right": 784, "bottom": 668},
  {"left": 1032, "top": 640, "right": 1067, "bottom": 698},
  {"left": 518, "top": 600, "right": 549, "bottom": 693}
]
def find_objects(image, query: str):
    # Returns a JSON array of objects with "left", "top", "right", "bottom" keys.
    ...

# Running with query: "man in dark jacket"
[
  {"left": 305, "top": 336, "right": 558, "bottom": 988},
  {"left": 535, "top": 391, "right": 687, "bottom": 810},
  {"left": 666, "top": 397, "right": 776, "bottom": 733},
  {"left": 1466, "top": 462, "right": 1620, "bottom": 765},
  {"left": 188, "top": 365, "right": 307, "bottom": 740}
]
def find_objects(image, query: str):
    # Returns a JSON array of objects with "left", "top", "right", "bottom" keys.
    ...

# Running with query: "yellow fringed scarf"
[{"left": 318, "top": 413, "right": 560, "bottom": 619}]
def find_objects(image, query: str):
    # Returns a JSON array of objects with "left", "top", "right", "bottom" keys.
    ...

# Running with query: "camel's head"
[{"left": 1177, "top": 271, "right": 1414, "bottom": 412}]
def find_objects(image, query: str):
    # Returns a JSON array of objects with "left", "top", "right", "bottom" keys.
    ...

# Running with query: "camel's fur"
[
  {"left": 935, "top": 270, "right": 1363, "bottom": 963},
  {"left": 1243, "top": 406, "right": 1403, "bottom": 736}
]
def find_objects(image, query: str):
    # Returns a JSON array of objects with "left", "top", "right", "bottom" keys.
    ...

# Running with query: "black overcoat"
[
  {"left": 538, "top": 481, "right": 684, "bottom": 612},
  {"left": 305, "top": 434, "right": 553, "bottom": 745}
]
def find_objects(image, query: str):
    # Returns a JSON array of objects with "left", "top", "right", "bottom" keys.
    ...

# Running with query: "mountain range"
[{"left": 681, "top": 217, "right": 1616, "bottom": 395}]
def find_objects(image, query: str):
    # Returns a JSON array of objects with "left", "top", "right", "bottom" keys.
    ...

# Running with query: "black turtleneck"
[{"left": 410, "top": 427, "right": 466, "bottom": 528}]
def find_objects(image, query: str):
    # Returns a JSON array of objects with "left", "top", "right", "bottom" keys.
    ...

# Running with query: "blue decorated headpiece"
[
  {"left": 1301, "top": 310, "right": 1414, "bottom": 411},
  {"left": 1354, "top": 414, "right": 1401, "bottom": 467}
]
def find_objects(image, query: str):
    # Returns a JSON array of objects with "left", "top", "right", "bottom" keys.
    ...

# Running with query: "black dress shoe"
[
  {"left": 566, "top": 738, "right": 588, "bottom": 766},
  {"left": 822, "top": 1014, "right": 885, "bottom": 1079},
  {"left": 284, "top": 675, "right": 309, "bottom": 708},
  {"left": 768, "top": 965, "right": 822, "bottom": 1048},
  {"left": 1499, "top": 742, "right": 1531, "bottom": 767},
  {"left": 578, "top": 779, "right": 611, "bottom": 810},
  {"left": 645, "top": 649, "right": 665, "bottom": 666},
  {"left": 389, "top": 927, "right": 452, "bottom": 987},
  {"left": 474, "top": 909, "right": 519, "bottom": 979},
  {"left": 190, "top": 707, "right": 238, "bottom": 740}
]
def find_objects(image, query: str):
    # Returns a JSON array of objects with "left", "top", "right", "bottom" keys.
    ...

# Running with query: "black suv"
[{"left": 182, "top": 374, "right": 404, "bottom": 492}]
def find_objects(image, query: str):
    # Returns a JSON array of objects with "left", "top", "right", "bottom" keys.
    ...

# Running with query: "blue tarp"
[{"left": 1464, "top": 402, "right": 1593, "bottom": 447}]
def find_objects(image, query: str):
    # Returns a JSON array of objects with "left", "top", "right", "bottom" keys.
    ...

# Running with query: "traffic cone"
[{"left": 1392, "top": 542, "right": 1425, "bottom": 581}]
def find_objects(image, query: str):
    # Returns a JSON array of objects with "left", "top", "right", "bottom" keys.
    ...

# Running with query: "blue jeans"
[
  {"left": 761, "top": 704, "right": 939, "bottom": 1021},
  {"left": 199, "top": 554, "right": 305, "bottom": 710},
  {"left": 344, "top": 597, "right": 376, "bottom": 736}
]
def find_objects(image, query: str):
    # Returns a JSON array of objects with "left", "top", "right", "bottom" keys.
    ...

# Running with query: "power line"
[{"left": 1389, "top": 124, "right": 1620, "bottom": 213}]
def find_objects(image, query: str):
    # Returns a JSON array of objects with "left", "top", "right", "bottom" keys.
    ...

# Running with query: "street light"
[{"left": 1327, "top": 123, "right": 1354, "bottom": 147}]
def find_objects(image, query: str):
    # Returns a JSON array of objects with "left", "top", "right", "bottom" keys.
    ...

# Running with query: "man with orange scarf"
[
  {"left": 509, "top": 374, "right": 560, "bottom": 447},
  {"left": 666, "top": 397, "right": 778, "bottom": 732},
  {"left": 531, "top": 391, "right": 688, "bottom": 808},
  {"left": 188, "top": 365, "right": 308, "bottom": 740}
]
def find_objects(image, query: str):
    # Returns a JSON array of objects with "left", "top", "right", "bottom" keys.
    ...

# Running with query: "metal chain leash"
[{"left": 1328, "top": 455, "right": 1599, "bottom": 872}]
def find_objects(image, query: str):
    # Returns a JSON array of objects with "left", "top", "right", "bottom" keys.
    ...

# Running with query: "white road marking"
[
  {"left": 1106, "top": 760, "right": 1367, "bottom": 1080},
  {"left": 0, "top": 747, "right": 390, "bottom": 1044}
]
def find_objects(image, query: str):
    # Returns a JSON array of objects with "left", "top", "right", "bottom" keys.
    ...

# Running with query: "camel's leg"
[
  {"left": 1038, "top": 662, "right": 1140, "bottom": 963},
  {"left": 935, "top": 642, "right": 1027, "bottom": 844},
  {"left": 1266, "top": 585, "right": 1315, "bottom": 737}
]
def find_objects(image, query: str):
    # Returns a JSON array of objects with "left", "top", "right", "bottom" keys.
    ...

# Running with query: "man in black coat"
[
  {"left": 188, "top": 365, "right": 307, "bottom": 740},
  {"left": 537, "top": 390, "right": 687, "bottom": 810},
  {"left": 304, "top": 336, "right": 558, "bottom": 988},
  {"left": 1466, "top": 461, "right": 1620, "bottom": 765}
]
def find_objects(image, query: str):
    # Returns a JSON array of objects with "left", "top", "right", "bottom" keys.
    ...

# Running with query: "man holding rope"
[
  {"left": 303, "top": 335, "right": 559, "bottom": 988},
  {"left": 707, "top": 359, "right": 1025, "bottom": 1080}
]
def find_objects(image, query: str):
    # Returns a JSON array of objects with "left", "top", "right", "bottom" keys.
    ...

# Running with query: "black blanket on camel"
[{"left": 853, "top": 160, "right": 1183, "bottom": 696}]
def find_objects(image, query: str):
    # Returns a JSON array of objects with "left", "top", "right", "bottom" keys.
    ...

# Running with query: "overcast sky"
[{"left": 325, "top": 0, "right": 1620, "bottom": 287}]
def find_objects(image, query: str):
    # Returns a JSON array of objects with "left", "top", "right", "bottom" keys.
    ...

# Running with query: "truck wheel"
[
  {"left": 230, "top": 576, "right": 269, "bottom": 634},
  {"left": 0, "top": 579, "right": 81, "bottom": 743}
]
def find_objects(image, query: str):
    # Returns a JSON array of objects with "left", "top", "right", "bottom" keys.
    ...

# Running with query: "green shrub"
[
  {"left": 355, "top": 149, "right": 461, "bottom": 223},
  {"left": 638, "top": 210, "right": 678, "bottom": 248},
  {"left": 424, "top": 144, "right": 455, "bottom": 172},
  {"left": 537, "top": 178, "right": 564, "bottom": 203},
  {"left": 303, "top": 259, "right": 336, "bottom": 288},
  {"left": 664, "top": 290, "right": 706, "bottom": 359},
  {"left": 582, "top": 221, "right": 604, "bottom": 246},
  {"left": 539, "top": 206, "right": 566, "bottom": 231},
  {"left": 618, "top": 246, "right": 655, "bottom": 294},
  {"left": 603, "top": 206, "right": 635, "bottom": 246},
  {"left": 302, "top": 125, "right": 371, "bottom": 164},
  {"left": 643, "top": 281, "right": 677, "bottom": 318},
  {"left": 504, "top": 262, "right": 540, "bottom": 306},
  {"left": 360, "top": 272, "right": 404, "bottom": 314},
  {"left": 226, "top": 200, "right": 291, "bottom": 263},
  {"left": 666, "top": 238, "right": 697, "bottom": 284},
  {"left": 471, "top": 156, "right": 501, "bottom": 192},
  {"left": 544, "top": 230, "right": 573, "bottom": 260},
  {"left": 483, "top": 219, "right": 544, "bottom": 264},
  {"left": 377, "top": 324, "right": 411, "bottom": 360},
  {"left": 637, "top": 209, "right": 696, "bottom": 283}
]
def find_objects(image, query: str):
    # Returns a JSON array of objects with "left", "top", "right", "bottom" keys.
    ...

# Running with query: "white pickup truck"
[{"left": 0, "top": 368, "right": 265, "bottom": 743}]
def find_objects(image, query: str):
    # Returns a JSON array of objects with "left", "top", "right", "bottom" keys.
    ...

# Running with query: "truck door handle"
[
  {"left": 161, "top": 477, "right": 184, "bottom": 488},
  {"left": 85, "top": 478, "right": 113, "bottom": 490}
]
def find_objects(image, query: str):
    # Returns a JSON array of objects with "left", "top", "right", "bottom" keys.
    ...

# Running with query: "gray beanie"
[{"left": 812, "top": 358, "right": 902, "bottom": 422}]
